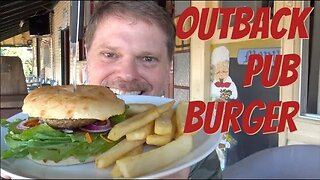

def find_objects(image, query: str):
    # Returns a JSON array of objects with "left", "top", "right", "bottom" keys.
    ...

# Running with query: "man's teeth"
[{"left": 110, "top": 88, "right": 141, "bottom": 95}]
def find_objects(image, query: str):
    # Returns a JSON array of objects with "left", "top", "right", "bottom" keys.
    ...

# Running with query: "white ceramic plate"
[{"left": 1, "top": 95, "right": 222, "bottom": 179}]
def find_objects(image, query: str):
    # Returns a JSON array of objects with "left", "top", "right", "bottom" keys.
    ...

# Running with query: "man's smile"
[{"left": 109, "top": 88, "right": 143, "bottom": 95}]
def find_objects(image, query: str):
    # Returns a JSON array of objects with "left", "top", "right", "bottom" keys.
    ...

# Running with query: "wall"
[
  {"left": 51, "top": 1, "right": 71, "bottom": 85},
  {"left": 173, "top": 0, "right": 191, "bottom": 102},
  {"left": 278, "top": 1, "right": 320, "bottom": 146}
]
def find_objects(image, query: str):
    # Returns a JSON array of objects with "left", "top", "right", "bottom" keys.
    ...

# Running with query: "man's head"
[{"left": 84, "top": 1, "right": 175, "bottom": 96}]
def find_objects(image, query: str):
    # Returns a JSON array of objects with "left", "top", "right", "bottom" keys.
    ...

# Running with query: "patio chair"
[
  {"left": 222, "top": 144, "right": 320, "bottom": 179},
  {"left": 0, "top": 56, "right": 28, "bottom": 118}
]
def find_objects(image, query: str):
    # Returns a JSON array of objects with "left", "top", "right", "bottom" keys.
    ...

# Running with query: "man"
[
  {"left": 85, "top": 1, "right": 174, "bottom": 96},
  {"left": 84, "top": 1, "right": 222, "bottom": 179}
]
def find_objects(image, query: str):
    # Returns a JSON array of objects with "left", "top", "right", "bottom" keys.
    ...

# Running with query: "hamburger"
[{"left": 1, "top": 85, "right": 126, "bottom": 165}]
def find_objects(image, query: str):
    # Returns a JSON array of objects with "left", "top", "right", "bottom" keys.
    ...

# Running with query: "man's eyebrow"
[
  {"left": 98, "top": 43, "right": 119, "bottom": 51},
  {"left": 139, "top": 50, "right": 161, "bottom": 57},
  {"left": 98, "top": 43, "right": 162, "bottom": 57}
]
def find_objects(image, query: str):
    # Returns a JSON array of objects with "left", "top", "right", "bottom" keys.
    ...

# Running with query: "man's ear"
[
  {"left": 169, "top": 55, "right": 174, "bottom": 70},
  {"left": 84, "top": 44, "right": 88, "bottom": 58}
]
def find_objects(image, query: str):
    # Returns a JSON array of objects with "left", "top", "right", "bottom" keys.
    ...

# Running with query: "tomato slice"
[
  {"left": 16, "top": 118, "right": 40, "bottom": 130},
  {"left": 24, "top": 118, "right": 40, "bottom": 127}
]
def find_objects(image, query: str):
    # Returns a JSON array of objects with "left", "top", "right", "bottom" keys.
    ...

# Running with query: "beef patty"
[{"left": 40, "top": 118, "right": 98, "bottom": 129}]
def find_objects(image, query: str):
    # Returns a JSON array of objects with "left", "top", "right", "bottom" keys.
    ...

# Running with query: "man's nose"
[{"left": 117, "top": 59, "right": 140, "bottom": 82}]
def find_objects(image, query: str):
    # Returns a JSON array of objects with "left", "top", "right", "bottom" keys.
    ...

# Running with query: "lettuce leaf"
[
  {"left": 109, "top": 105, "right": 129, "bottom": 124},
  {"left": 109, "top": 114, "right": 126, "bottom": 124},
  {"left": 1, "top": 119, "right": 120, "bottom": 162}
]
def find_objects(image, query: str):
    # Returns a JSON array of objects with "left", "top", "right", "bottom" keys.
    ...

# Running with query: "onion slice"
[
  {"left": 79, "top": 120, "right": 112, "bottom": 133},
  {"left": 59, "top": 128, "right": 74, "bottom": 134}
]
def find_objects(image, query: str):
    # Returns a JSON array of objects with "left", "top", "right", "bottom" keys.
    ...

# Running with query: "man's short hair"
[{"left": 84, "top": 1, "right": 176, "bottom": 60}]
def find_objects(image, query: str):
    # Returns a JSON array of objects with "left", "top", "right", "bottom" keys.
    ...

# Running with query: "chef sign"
[
  {"left": 210, "top": 46, "right": 238, "bottom": 102},
  {"left": 210, "top": 46, "right": 238, "bottom": 170}
]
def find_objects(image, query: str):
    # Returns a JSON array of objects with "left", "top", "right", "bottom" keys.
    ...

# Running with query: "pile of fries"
[{"left": 95, "top": 100, "right": 193, "bottom": 178}]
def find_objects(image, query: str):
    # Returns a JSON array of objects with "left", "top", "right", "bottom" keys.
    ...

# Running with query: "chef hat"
[{"left": 211, "top": 46, "right": 229, "bottom": 65}]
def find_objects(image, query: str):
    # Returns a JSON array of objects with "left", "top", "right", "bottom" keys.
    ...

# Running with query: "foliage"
[{"left": 0, "top": 46, "right": 33, "bottom": 76}]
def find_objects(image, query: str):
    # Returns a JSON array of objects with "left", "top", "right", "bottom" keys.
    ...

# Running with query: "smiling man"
[
  {"left": 84, "top": 1, "right": 221, "bottom": 179},
  {"left": 85, "top": 1, "right": 174, "bottom": 96}
]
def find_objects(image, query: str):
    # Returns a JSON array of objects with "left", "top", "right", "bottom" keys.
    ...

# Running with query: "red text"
[
  {"left": 243, "top": 54, "right": 300, "bottom": 88},
  {"left": 176, "top": 7, "right": 313, "bottom": 40},
  {"left": 184, "top": 100, "right": 299, "bottom": 135}
]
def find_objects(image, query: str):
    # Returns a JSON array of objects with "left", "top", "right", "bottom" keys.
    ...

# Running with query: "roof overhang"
[{"left": 0, "top": 1, "right": 58, "bottom": 42}]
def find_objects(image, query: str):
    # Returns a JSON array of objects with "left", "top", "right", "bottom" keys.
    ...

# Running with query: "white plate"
[{"left": 1, "top": 95, "right": 222, "bottom": 179}]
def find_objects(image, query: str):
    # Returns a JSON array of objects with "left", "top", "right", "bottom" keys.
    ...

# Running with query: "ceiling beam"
[
  {"left": 0, "top": 24, "right": 29, "bottom": 35},
  {"left": 0, "top": 1, "right": 58, "bottom": 42},
  {"left": 1, "top": 16, "right": 31, "bottom": 26},
  {"left": 0, "top": 8, "right": 49, "bottom": 26},
  {"left": 1, "top": 4, "right": 51, "bottom": 21},
  {"left": 0, "top": 1, "right": 23, "bottom": 9},
  {"left": 0, "top": 27, "right": 29, "bottom": 42},
  {"left": 0, "top": 21, "right": 30, "bottom": 32},
  {"left": 1, "top": 29, "right": 29, "bottom": 40},
  {"left": 1, "top": 1, "right": 50, "bottom": 16}
]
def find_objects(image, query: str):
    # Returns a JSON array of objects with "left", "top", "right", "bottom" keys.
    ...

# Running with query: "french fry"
[
  {"left": 146, "top": 134, "right": 172, "bottom": 146},
  {"left": 111, "top": 163, "right": 123, "bottom": 178},
  {"left": 126, "top": 144, "right": 144, "bottom": 155},
  {"left": 171, "top": 111, "right": 177, "bottom": 140},
  {"left": 148, "top": 111, "right": 176, "bottom": 146},
  {"left": 172, "top": 111, "right": 180, "bottom": 139},
  {"left": 126, "top": 122, "right": 154, "bottom": 141},
  {"left": 175, "top": 101, "right": 189, "bottom": 137},
  {"left": 108, "top": 108, "right": 160, "bottom": 141},
  {"left": 126, "top": 103, "right": 156, "bottom": 117},
  {"left": 171, "top": 111, "right": 177, "bottom": 136},
  {"left": 111, "top": 145, "right": 144, "bottom": 178},
  {"left": 154, "top": 109, "right": 174, "bottom": 135},
  {"left": 116, "top": 134, "right": 193, "bottom": 178},
  {"left": 156, "top": 100, "right": 175, "bottom": 114},
  {"left": 95, "top": 139, "right": 145, "bottom": 168}
]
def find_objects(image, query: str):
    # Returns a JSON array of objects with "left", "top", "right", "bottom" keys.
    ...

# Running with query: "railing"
[{"left": 25, "top": 76, "right": 58, "bottom": 92}]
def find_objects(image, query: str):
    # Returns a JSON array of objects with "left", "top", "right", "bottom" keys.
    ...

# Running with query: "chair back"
[
  {"left": 0, "top": 56, "right": 28, "bottom": 118},
  {"left": 222, "top": 145, "right": 320, "bottom": 178},
  {"left": 0, "top": 56, "right": 28, "bottom": 95}
]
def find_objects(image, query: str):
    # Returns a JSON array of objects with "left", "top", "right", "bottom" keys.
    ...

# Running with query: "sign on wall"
[{"left": 237, "top": 48, "right": 281, "bottom": 65}]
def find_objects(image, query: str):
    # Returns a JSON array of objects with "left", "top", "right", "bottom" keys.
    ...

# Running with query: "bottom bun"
[{"left": 27, "top": 155, "right": 96, "bottom": 166}]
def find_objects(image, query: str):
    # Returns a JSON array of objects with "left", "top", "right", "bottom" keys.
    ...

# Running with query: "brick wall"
[{"left": 52, "top": 1, "right": 71, "bottom": 85}]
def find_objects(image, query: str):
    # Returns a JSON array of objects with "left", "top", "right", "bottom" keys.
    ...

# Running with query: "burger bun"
[{"left": 22, "top": 85, "right": 125, "bottom": 120}]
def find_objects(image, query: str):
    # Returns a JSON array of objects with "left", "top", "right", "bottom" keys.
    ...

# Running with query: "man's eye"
[
  {"left": 103, "top": 52, "right": 117, "bottom": 58},
  {"left": 142, "top": 56, "right": 156, "bottom": 62}
]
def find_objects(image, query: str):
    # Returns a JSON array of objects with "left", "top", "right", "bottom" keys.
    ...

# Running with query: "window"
[{"left": 301, "top": 0, "right": 320, "bottom": 118}]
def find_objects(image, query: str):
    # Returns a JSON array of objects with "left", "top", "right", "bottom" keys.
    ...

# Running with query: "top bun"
[{"left": 22, "top": 85, "right": 125, "bottom": 120}]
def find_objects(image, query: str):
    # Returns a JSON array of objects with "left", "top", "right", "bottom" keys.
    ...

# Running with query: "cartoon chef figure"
[
  {"left": 210, "top": 46, "right": 238, "bottom": 170},
  {"left": 210, "top": 46, "right": 238, "bottom": 101}
]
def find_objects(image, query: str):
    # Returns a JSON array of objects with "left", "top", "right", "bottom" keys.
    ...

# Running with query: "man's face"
[
  {"left": 86, "top": 15, "right": 170, "bottom": 96},
  {"left": 213, "top": 61, "right": 229, "bottom": 81}
]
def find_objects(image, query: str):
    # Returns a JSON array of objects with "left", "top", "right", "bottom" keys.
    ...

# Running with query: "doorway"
[{"left": 226, "top": 58, "right": 279, "bottom": 166}]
